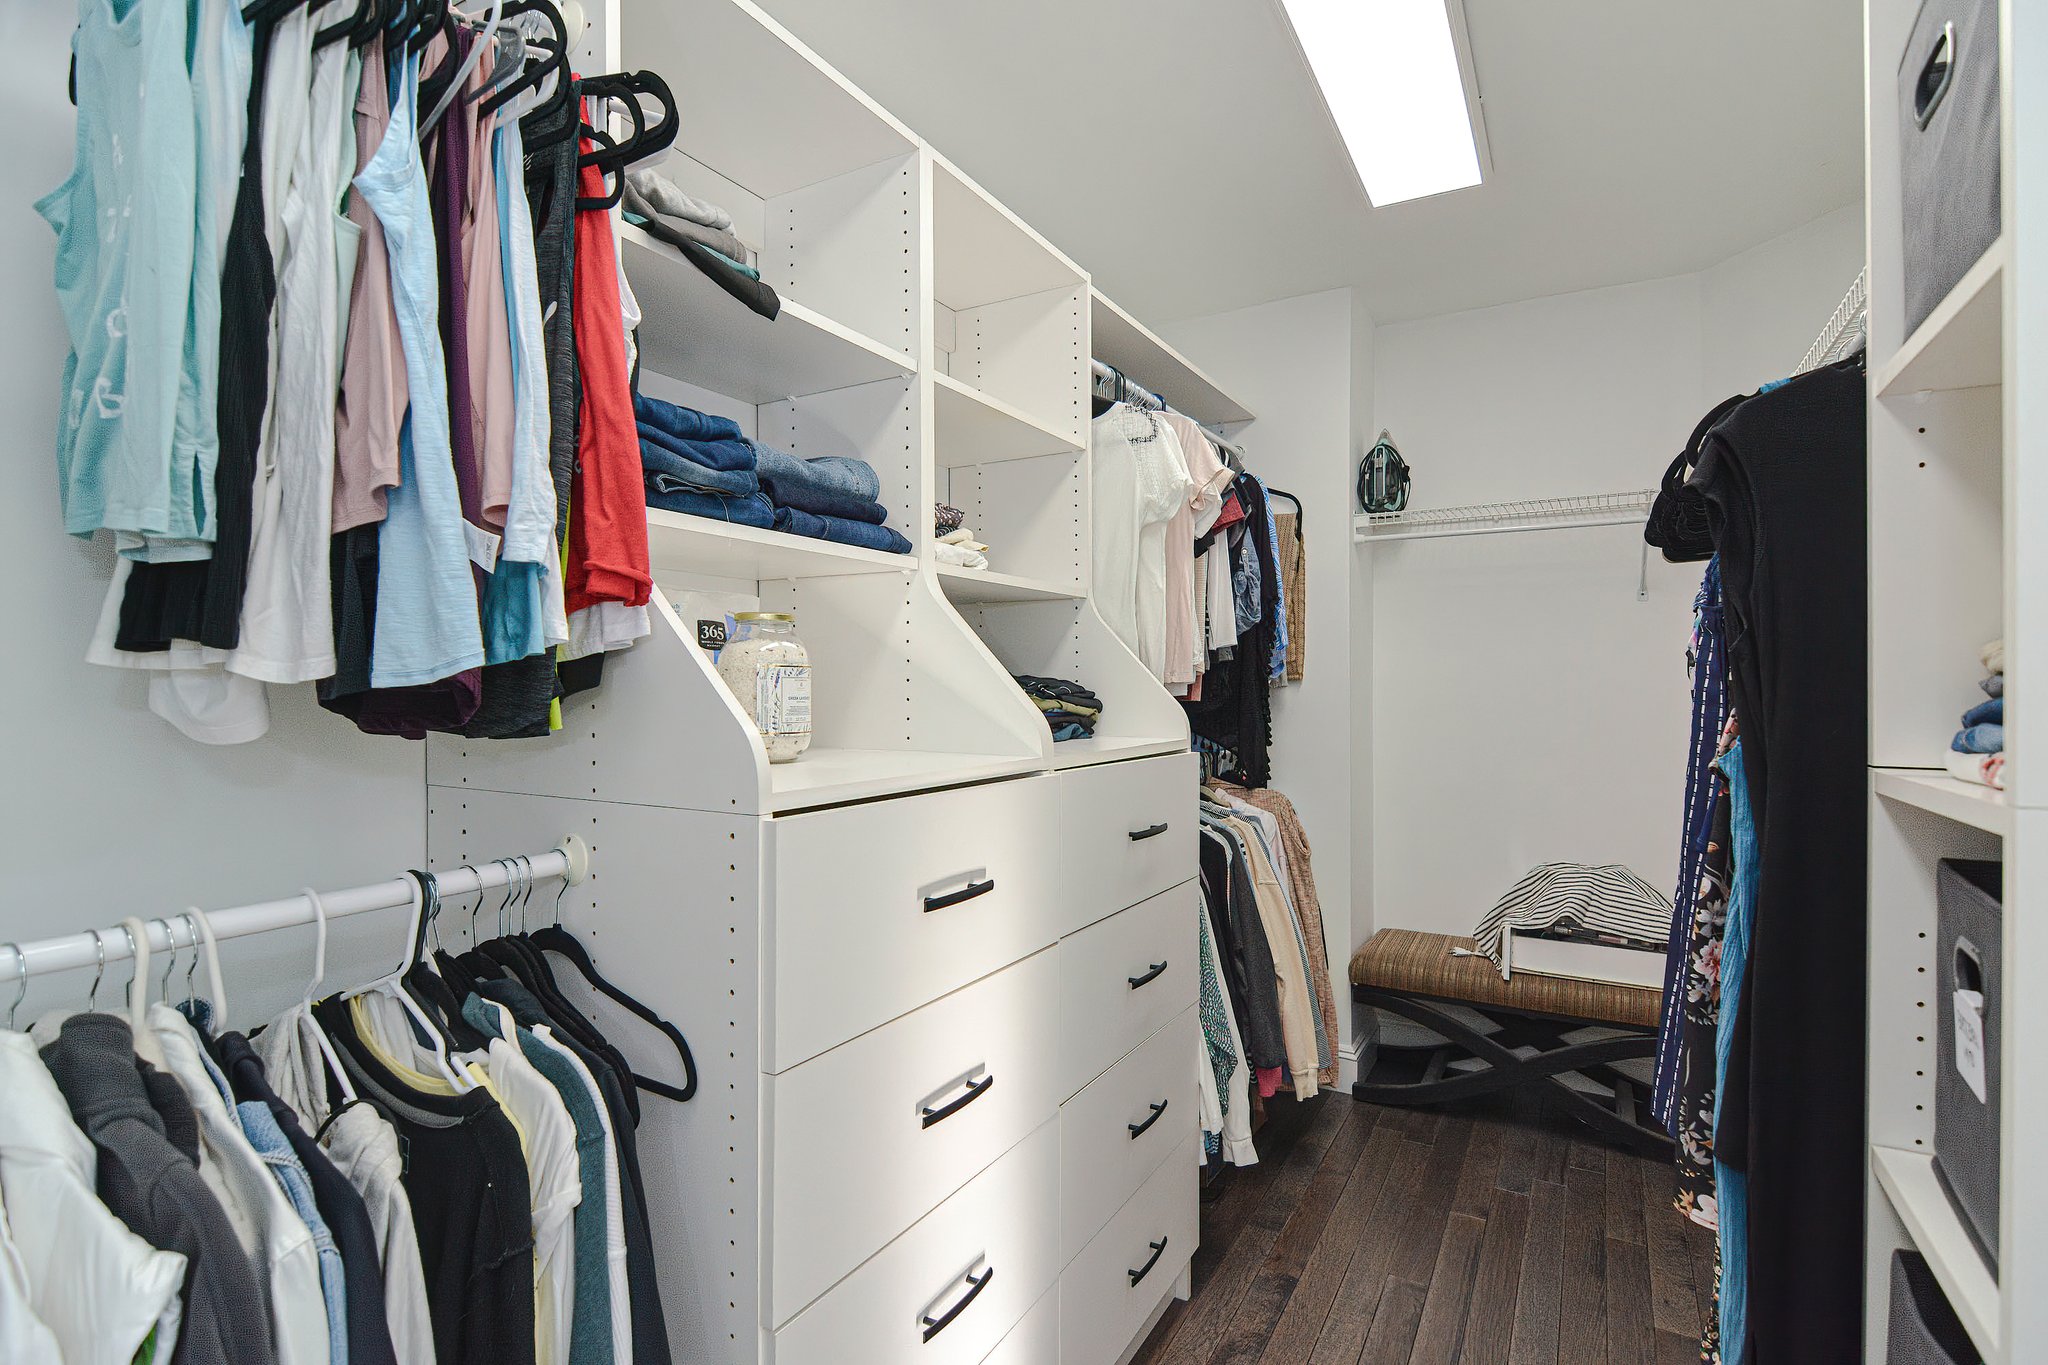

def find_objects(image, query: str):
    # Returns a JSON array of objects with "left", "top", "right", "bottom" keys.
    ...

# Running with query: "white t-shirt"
[{"left": 1091, "top": 408, "right": 1189, "bottom": 676}]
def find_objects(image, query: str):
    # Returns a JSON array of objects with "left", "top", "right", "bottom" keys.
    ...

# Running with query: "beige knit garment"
[
  {"left": 1220, "top": 784, "right": 1340, "bottom": 1087},
  {"left": 1274, "top": 511, "right": 1307, "bottom": 682}
]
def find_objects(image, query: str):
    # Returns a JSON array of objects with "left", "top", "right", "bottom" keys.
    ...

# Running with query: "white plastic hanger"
[
  {"left": 420, "top": 0, "right": 506, "bottom": 134},
  {"left": 187, "top": 907, "right": 227, "bottom": 1026},
  {"left": 299, "top": 887, "right": 359, "bottom": 1105},
  {"left": 119, "top": 917, "right": 152, "bottom": 1035},
  {"left": 341, "top": 875, "right": 474, "bottom": 1092}
]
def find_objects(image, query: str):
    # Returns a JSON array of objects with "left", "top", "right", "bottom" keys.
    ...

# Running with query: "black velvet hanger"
[{"left": 531, "top": 925, "right": 697, "bottom": 1103}]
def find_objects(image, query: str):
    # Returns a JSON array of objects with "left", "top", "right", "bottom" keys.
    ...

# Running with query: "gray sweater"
[{"left": 39, "top": 1012, "right": 277, "bottom": 1365}]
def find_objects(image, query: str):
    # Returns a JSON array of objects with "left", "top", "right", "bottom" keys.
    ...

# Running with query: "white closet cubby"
[
  {"left": 426, "top": 2, "right": 1223, "bottom": 1362},
  {"left": 1861, "top": 0, "right": 2044, "bottom": 1360}
]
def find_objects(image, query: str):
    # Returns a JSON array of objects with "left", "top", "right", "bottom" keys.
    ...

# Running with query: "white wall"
[
  {"left": 0, "top": 5, "right": 426, "bottom": 1027},
  {"left": 1165, "top": 289, "right": 1365, "bottom": 1060},
  {"left": 1368, "top": 207, "right": 1864, "bottom": 941}
]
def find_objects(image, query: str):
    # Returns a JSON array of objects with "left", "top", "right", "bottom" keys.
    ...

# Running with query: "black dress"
[{"left": 1689, "top": 356, "right": 1868, "bottom": 1363}]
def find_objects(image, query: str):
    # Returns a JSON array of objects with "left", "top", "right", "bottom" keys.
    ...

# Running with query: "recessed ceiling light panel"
[{"left": 1278, "top": 0, "right": 1489, "bottom": 207}]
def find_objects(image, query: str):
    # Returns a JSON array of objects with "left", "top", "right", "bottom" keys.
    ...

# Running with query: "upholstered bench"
[{"left": 1349, "top": 928, "right": 1671, "bottom": 1153}]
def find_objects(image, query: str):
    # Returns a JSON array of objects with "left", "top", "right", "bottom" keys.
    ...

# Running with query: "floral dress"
[{"left": 1672, "top": 715, "right": 1740, "bottom": 1231}]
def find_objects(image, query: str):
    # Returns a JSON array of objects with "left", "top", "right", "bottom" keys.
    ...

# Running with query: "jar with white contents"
[{"left": 718, "top": 613, "right": 812, "bottom": 762}]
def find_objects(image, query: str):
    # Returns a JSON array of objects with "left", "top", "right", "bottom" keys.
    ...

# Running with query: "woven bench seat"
[{"left": 1349, "top": 928, "right": 1671, "bottom": 1153}]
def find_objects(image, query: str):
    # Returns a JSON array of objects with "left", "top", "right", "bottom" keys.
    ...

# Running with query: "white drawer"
[
  {"left": 1059, "top": 1134, "right": 1199, "bottom": 1365},
  {"left": 766, "top": 948, "right": 1064, "bottom": 1326},
  {"left": 1059, "top": 1008, "right": 1198, "bottom": 1263},
  {"left": 1056, "top": 883, "right": 1198, "bottom": 1097},
  {"left": 767, "top": 774, "right": 1060, "bottom": 1070},
  {"left": 769, "top": 1119, "right": 1060, "bottom": 1365},
  {"left": 982, "top": 1284, "right": 1057, "bottom": 1365},
  {"left": 1056, "top": 755, "right": 1197, "bottom": 935}
]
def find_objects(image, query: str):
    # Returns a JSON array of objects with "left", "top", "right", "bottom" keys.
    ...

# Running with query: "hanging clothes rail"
[
  {"left": 1353, "top": 490, "right": 1657, "bottom": 544},
  {"left": 3, "top": 836, "right": 591, "bottom": 980},
  {"left": 1796, "top": 267, "right": 1870, "bottom": 376}
]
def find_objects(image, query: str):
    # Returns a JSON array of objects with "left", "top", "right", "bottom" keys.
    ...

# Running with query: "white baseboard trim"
[{"left": 1335, "top": 1025, "right": 1375, "bottom": 1092}]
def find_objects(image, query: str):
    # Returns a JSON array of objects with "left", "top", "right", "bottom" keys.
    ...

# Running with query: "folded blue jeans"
[
  {"left": 753, "top": 441, "right": 881, "bottom": 503},
  {"left": 647, "top": 486, "right": 776, "bottom": 528},
  {"left": 636, "top": 423, "right": 758, "bottom": 473},
  {"left": 1953, "top": 722, "right": 2006, "bottom": 754},
  {"left": 642, "top": 442, "right": 760, "bottom": 497},
  {"left": 772, "top": 506, "right": 911, "bottom": 554},
  {"left": 1962, "top": 697, "right": 2003, "bottom": 728},
  {"left": 633, "top": 392, "right": 744, "bottom": 443},
  {"left": 765, "top": 482, "right": 887, "bottom": 524}
]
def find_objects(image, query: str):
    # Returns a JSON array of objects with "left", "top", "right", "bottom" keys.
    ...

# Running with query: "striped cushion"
[{"left": 1350, "top": 929, "right": 1662, "bottom": 1030}]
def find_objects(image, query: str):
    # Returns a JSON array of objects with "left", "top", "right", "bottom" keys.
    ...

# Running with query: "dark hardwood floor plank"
[
  {"left": 1654, "top": 1330, "right": 1703, "bottom": 1365},
  {"left": 1408, "top": 1213, "right": 1488, "bottom": 1363},
  {"left": 1558, "top": 1164, "right": 1609, "bottom": 1365},
  {"left": 1642, "top": 1164, "right": 1701, "bottom": 1338},
  {"left": 1605, "top": 1151, "right": 1646, "bottom": 1246},
  {"left": 1135, "top": 1099, "right": 1715, "bottom": 1365},
  {"left": 1356, "top": 1280, "right": 1429, "bottom": 1365},
  {"left": 1458, "top": 1190, "right": 1531, "bottom": 1365},
  {"left": 1383, "top": 1118, "right": 1475, "bottom": 1287},
  {"left": 1304, "top": 1136, "right": 1435, "bottom": 1365},
  {"left": 1153, "top": 1096, "right": 1357, "bottom": 1365},
  {"left": 1605, "top": 1236, "right": 1656, "bottom": 1365},
  {"left": 1258, "top": 1121, "right": 1409, "bottom": 1364},
  {"left": 1452, "top": 1114, "right": 1508, "bottom": 1220},
  {"left": 1206, "top": 1106, "right": 1379, "bottom": 1365},
  {"left": 1506, "top": 1180, "right": 1566, "bottom": 1365}
]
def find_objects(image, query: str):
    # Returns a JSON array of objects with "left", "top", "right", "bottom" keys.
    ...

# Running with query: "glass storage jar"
[{"left": 718, "top": 613, "right": 812, "bottom": 762}]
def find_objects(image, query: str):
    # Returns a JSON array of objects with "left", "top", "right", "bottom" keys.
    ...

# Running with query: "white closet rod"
[
  {"left": 3, "top": 835, "right": 591, "bottom": 982},
  {"left": 1358, "top": 512, "right": 1652, "bottom": 544}
]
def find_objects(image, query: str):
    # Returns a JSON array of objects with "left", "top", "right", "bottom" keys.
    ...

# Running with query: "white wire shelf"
[{"left": 1352, "top": 490, "right": 1657, "bottom": 544}]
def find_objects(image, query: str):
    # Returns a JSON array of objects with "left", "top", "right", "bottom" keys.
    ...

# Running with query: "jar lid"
[{"left": 735, "top": 612, "right": 795, "bottom": 622}]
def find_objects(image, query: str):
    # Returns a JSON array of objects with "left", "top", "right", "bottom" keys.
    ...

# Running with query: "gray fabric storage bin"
[
  {"left": 1888, "top": 1251, "right": 1981, "bottom": 1364},
  {"left": 1897, "top": 0, "right": 2001, "bottom": 335},
  {"left": 1935, "top": 858, "right": 2001, "bottom": 1272}
]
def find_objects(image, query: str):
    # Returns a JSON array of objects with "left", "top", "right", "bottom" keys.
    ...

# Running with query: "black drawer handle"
[
  {"left": 1128, "top": 1099, "right": 1169, "bottom": 1139},
  {"left": 920, "top": 1264, "right": 994, "bottom": 1343},
  {"left": 1128, "top": 822, "right": 1169, "bottom": 842},
  {"left": 924, "top": 879, "right": 995, "bottom": 913},
  {"left": 1127, "top": 960, "right": 1168, "bottom": 990},
  {"left": 921, "top": 1073, "right": 995, "bottom": 1128},
  {"left": 1128, "top": 1237, "right": 1169, "bottom": 1287}
]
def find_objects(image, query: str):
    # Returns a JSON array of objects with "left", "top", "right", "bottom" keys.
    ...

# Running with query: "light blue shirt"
[
  {"left": 238, "top": 1100, "right": 348, "bottom": 1365},
  {"left": 477, "top": 118, "right": 553, "bottom": 666},
  {"left": 38, "top": 0, "right": 199, "bottom": 542},
  {"left": 354, "top": 48, "right": 484, "bottom": 687}
]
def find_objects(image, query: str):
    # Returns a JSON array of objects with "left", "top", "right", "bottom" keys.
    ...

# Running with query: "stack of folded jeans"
[
  {"left": 1014, "top": 674, "right": 1102, "bottom": 742},
  {"left": 755, "top": 443, "right": 911, "bottom": 554},
  {"left": 635, "top": 395, "right": 911, "bottom": 553},
  {"left": 1953, "top": 695, "right": 2005, "bottom": 755},
  {"left": 637, "top": 393, "right": 775, "bottom": 527}
]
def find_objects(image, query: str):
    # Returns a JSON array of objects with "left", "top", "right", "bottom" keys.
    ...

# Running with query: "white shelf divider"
[
  {"left": 646, "top": 511, "right": 917, "bottom": 583},
  {"left": 933, "top": 372, "right": 1085, "bottom": 466},
  {"left": 767, "top": 748, "right": 1044, "bottom": 813},
  {"left": 622, "top": 227, "right": 914, "bottom": 403},
  {"left": 934, "top": 565, "right": 1082, "bottom": 605},
  {"left": 1048, "top": 736, "right": 1188, "bottom": 770},
  {"left": 1089, "top": 287, "right": 1255, "bottom": 426},
  {"left": 1875, "top": 239, "right": 2006, "bottom": 398},
  {"left": 1873, "top": 767, "right": 2011, "bottom": 837},
  {"left": 1872, "top": 1146, "right": 2001, "bottom": 1359}
]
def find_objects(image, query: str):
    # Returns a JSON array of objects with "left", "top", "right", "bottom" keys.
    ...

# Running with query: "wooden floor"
[{"left": 1131, "top": 1089, "right": 1717, "bottom": 1365}]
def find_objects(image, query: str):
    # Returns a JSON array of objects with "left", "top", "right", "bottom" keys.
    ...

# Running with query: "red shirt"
[{"left": 565, "top": 129, "right": 652, "bottom": 613}]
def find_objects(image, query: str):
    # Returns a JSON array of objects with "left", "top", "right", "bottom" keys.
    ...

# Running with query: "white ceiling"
[{"left": 753, "top": 0, "right": 1864, "bottom": 325}]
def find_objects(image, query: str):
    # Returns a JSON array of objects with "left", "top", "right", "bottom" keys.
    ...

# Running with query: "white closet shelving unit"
[
  {"left": 1862, "top": 2, "right": 2040, "bottom": 1360},
  {"left": 421, "top": 1, "right": 1246, "bottom": 1361}
]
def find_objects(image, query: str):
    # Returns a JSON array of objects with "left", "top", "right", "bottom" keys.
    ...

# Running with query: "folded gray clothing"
[
  {"left": 626, "top": 168, "right": 734, "bottom": 232},
  {"left": 624, "top": 182, "right": 752, "bottom": 264}
]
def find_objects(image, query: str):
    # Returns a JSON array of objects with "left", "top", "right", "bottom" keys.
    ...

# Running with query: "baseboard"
[{"left": 1336, "top": 1017, "right": 1378, "bottom": 1092}]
